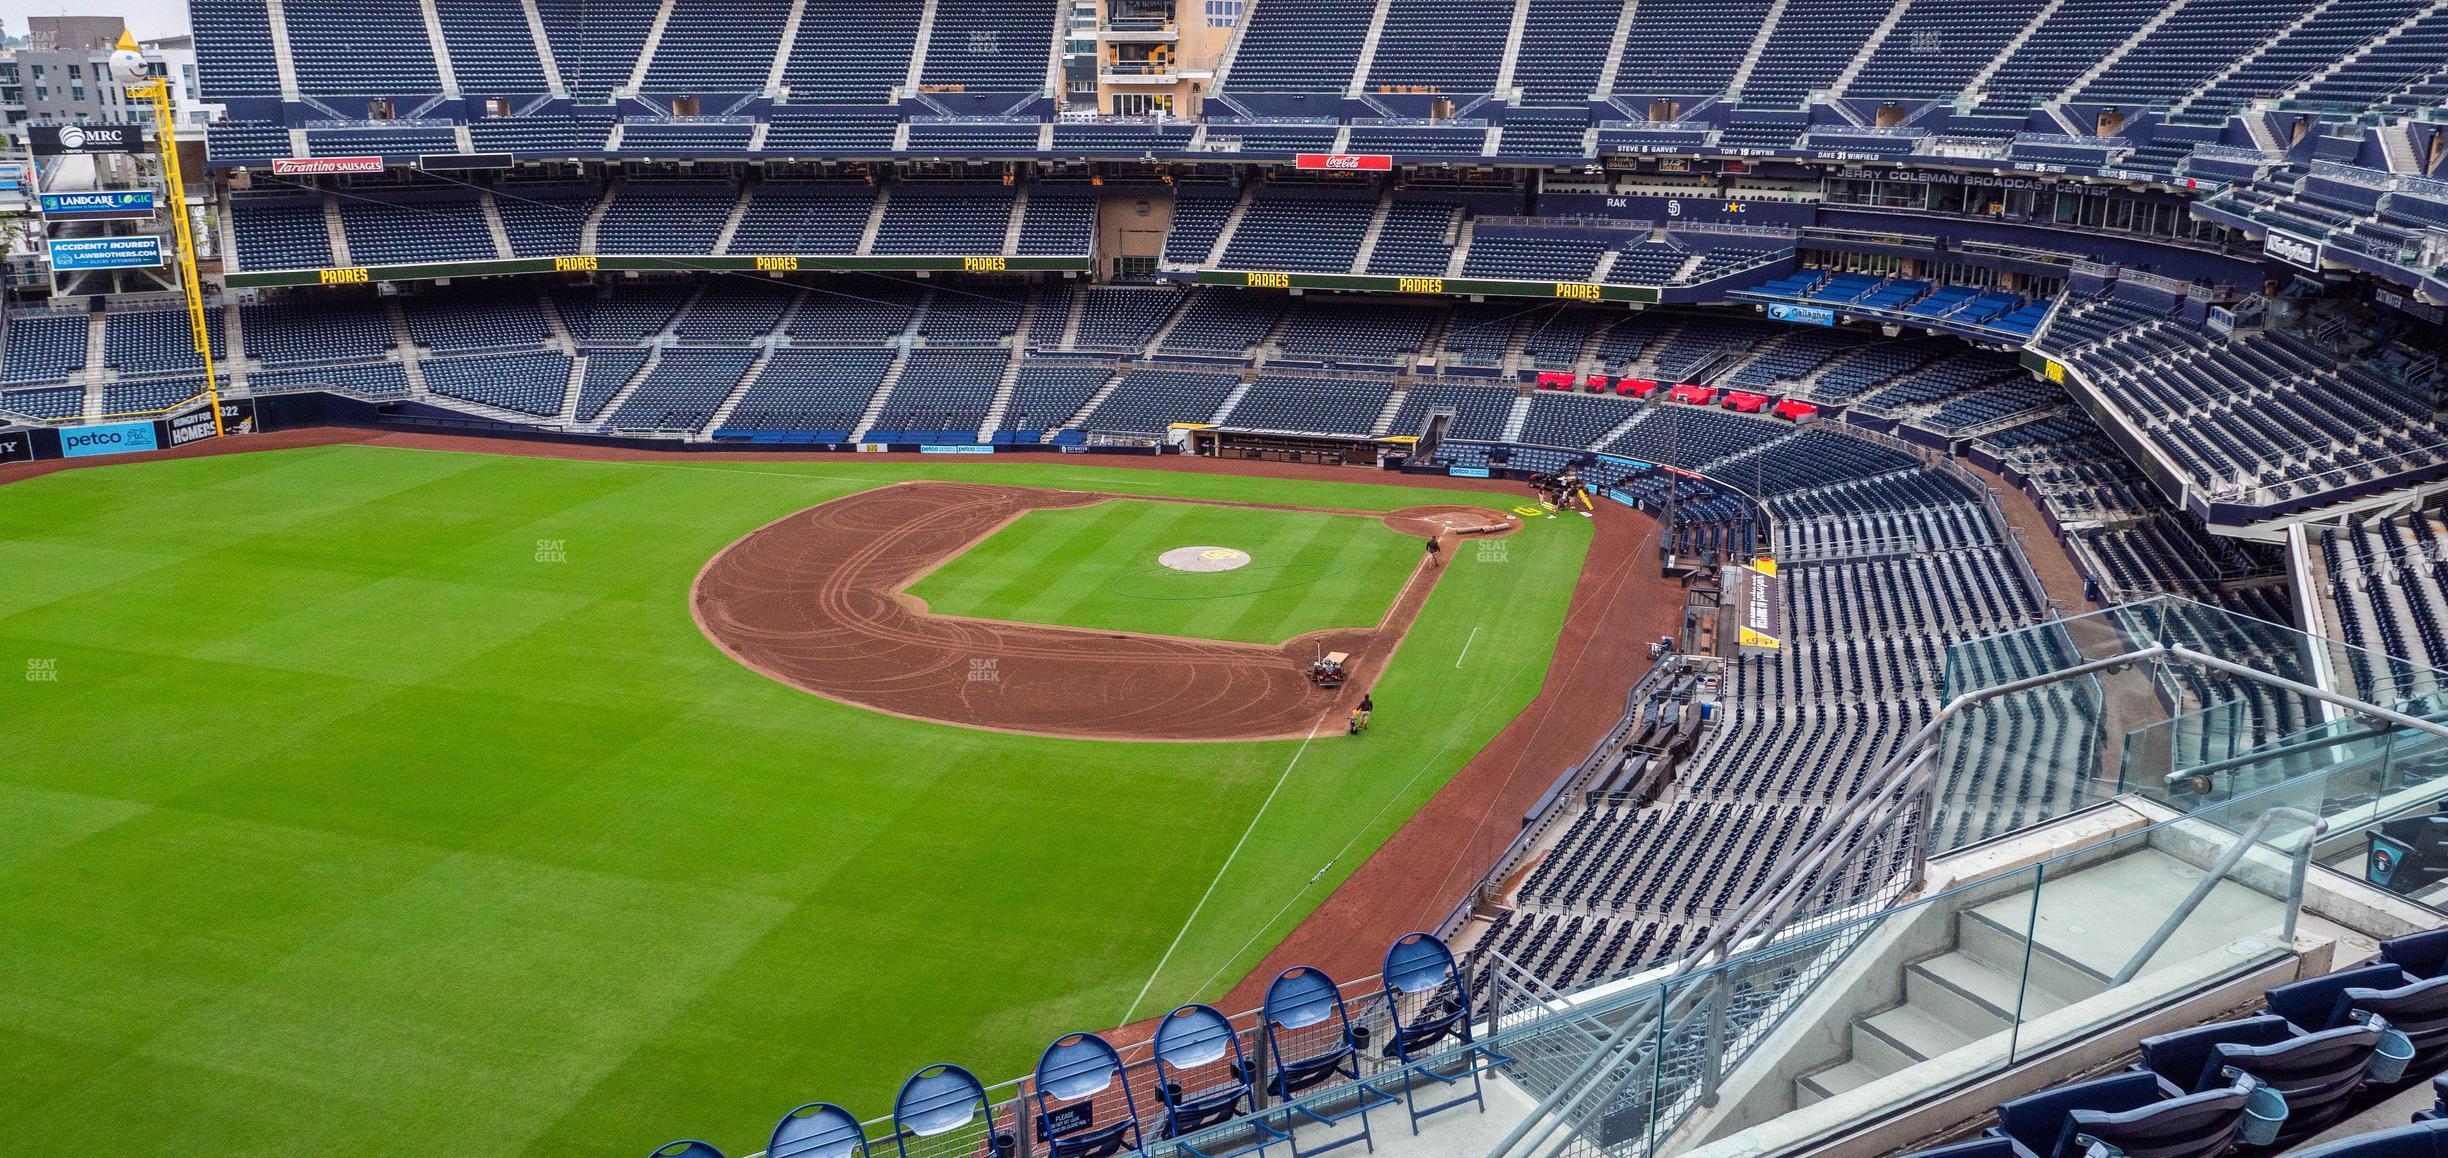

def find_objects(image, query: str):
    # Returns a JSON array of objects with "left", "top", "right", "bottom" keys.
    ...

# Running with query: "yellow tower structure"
[{"left": 110, "top": 29, "right": 224, "bottom": 436}]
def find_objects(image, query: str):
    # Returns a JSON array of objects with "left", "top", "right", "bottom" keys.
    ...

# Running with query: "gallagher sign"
[
  {"left": 1295, "top": 153, "right": 1393, "bottom": 171},
  {"left": 39, "top": 190, "right": 155, "bottom": 222},
  {"left": 30, "top": 123, "right": 142, "bottom": 155}
]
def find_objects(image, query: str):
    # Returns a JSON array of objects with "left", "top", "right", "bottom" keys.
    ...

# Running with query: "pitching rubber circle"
[{"left": 1158, "top": 546, "right": 1252, "bottom": 573}]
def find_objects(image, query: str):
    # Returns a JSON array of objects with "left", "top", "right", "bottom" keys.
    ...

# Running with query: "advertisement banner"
[
  {"left": 0, "top": 428, "right": 34, "bottom": 465},
  {"left": 417, "top": 152, "right": 515, "bottom": 171},
  {"left": 1447, "top": 465, "right": 1491, "bottom": 478},
  {"left": 0, "top": 161, "right": 30, "bottom": 191},
  {"left": 1767, "top": 302, "right": 1836, "bottom": 327},
  {"left": 165, "top": 397, "right": 256, "bottom": 446},
  {"left": 59, "top": 420, "right": 159, "bottom": 458},
  {"left": 918, "top": 443, "right": 994, "bottom": 454},
  {"left": 48, "top": 235, "right": 164, "bottom": 270},
  {"left": 271, "top": 156, "right": 383, "bottom": 176},
  {"left": 2265, "top": 230, "right": 2323, "bottom": 272},
  {"left": 30, "top": 123, "right": 142, "bottom": 155},
  {"left": 1294, "top": 153, "right": 1393, "bottom": 172},
  {"left": 39, "top": 190, "right": 156, "bottom": 221}
]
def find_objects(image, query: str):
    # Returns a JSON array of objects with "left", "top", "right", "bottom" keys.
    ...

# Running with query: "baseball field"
[{"left": 0, "top": 441, "right": 1589, "bottom": 1156}]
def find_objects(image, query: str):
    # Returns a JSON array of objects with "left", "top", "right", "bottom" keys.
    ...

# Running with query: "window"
[{"left": 1205, "top": 0, "right": 1241, "bottom": 26}]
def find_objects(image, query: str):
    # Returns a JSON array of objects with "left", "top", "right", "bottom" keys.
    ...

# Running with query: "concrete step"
[
  {"left": 1959, "top": 904, "right": 2109, "bottom": 1001},
  {"left": 1907, "top": 949, "right": 2063, "bottom": 1027},
  {"left": 1796, "top": 1057, "right": 1881, "bottom": 1106},
  {"left": 1863, "top": 1001, "right": 1977, "bottom": 1064}
]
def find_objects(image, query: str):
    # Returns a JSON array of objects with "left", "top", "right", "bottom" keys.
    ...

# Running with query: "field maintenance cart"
[{"left": 1308, "top": 651, "right": 1351, "bottom": 689}]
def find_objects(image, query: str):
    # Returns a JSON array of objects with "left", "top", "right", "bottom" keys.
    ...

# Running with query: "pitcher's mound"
[{"left": 1159, "top": 546, "right": 1252, "bottom": 572}]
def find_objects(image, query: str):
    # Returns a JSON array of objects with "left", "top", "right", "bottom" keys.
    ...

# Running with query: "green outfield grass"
[
  {"left": 907, "top": 498, "right": 1423, "bottom": 644},
  {"left": 0, "top": 445, "right": 1588, "bottom": 1158}
]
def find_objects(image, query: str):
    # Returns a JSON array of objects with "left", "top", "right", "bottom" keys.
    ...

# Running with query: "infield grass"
[
  {"left": 907, "top": 498, "right": 1422, "bottom": 644},
  {"left": 0, "top": 445, "right": 1587, "bottom": 1157}
]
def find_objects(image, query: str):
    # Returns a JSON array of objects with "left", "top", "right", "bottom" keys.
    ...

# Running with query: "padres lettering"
[
  {"left": 962, "top": 256, "right": 1008, "bottom": 272},
  {"left": 1396, "top": 277, "right": 1445, "bottom": 295},
  {"left": 1244, "top": 271, "right": 1291, "bottom": 288},
  {"left": 755, "top": 256, "right": 800, "bottom": 272},
  {"left": 1554, "top": 282, "right": 1602, "bottom": 301},
  {"left": 319, "top": 266, "right": 370, "bottom": 285},
  {"left": 554, "top": 255, "right": 599, "bottom": 272}
]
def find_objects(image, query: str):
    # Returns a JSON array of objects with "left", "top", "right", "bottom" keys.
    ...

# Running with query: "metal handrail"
[
  {"left": 2111, "top": 806, "right": 2325, "bottom": 985},
  {"left": 1674, "top": 637, "right": 2448, "bottom": 981}
]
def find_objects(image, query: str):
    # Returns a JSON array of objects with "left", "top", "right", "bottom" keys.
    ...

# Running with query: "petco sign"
[
  {"left": 2265, "top": 230, "right": 2324, "bottom": 272},
  {"left": 58, "top": 420, "right": 158, "bottom": 459},
  {"left": 271, "top": 156, "right": 384, "bottom": 176},
  {"left": 1294, "top": 153, "right": 1393, "bottom": 172}
]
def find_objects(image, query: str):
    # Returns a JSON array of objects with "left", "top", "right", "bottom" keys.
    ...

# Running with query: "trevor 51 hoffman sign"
[{"left": 29, "top": 122, "right": 142, "bottom": 156}]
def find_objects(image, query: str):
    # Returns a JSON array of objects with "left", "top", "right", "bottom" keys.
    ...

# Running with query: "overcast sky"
[{"left": 3, "top": 0, "right": 191, "bottom": 40}]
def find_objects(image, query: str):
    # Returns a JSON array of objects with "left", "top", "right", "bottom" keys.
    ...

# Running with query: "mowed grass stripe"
[{"left": 0, "top": 446, "right": 1583, "bottom": 1156}]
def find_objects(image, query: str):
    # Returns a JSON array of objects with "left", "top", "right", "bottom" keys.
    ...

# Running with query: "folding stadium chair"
[
  {"left": 893, "top": 1064, "right": 1015, "bottom": 1158},
  {"left": 1378, "top": 932, "right": 1510, "bottom": 1133},
  {"left": 649, "top": 1142, "right": 725, "bottom": 1158},
  {"left": 769, "top": 1102, "right": 870, "bottom": 1158},
  {"left": 1260, "top": 966, "right": 1397, "bottom": 1158},
  {"left": 2137, "top": 1014, "right": 2387, "bottom": 1144},
  {"left": 1988, "top": 1070, "right": 2259, "bottom": 1158},
  {"left": 1152, "top": 1002, "right": 1288, "bottom": 1158},
  {"left": 1029, "top": 1032, "right": 1143, "bottom": 1158}
]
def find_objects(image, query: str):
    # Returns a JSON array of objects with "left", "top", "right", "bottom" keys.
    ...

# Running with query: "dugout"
[{"left": 1174, "top": 424, "right": 1413, "bottom": 468}]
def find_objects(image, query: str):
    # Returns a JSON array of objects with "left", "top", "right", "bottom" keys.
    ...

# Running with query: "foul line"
[
  {"left": 1455, "top": 626, "right": 1481, "bottom": 668},
  {"left": 1123, "top": 716, "right": 1325, "bottom": 1023}
]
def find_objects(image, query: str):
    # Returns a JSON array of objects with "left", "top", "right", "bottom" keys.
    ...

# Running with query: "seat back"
[
  {"left": 770, "top": 1103, "right": 869, "bottom": 1158},
  {"left": 2058, "top": 1083, "right": 2252, "bottom": 1158},
  {"left": 894, "top": 1063, "right": 1010, "bottom": 1158},
  {"left": 1997, "top": 1072, "right": 2168, "bottom": 1156},
  {"left": 1264, "top": 966, "right": 1359, "bottom": 1096},
  {"left": 1151, "top": 1003, "right": 1253, "bottom": 1134},
  {"left": 1032, "top": 1031, "right": 1138, "bottom": 1158},
  {"left": 2383, "top": 928, "right": 2448, "bottom": 980},
  {"left": 2340, "top": 975, "right": 2448, "bottom": 1048},
  {"left": 2208, "top": 1021, "right": 2382, "bottom": 1120},
  {"left": 651, "top": 1142, "right": 726, "bottom": 1158},
  {"left": 2286, "top": 1118, "right": 2448, "bottom": 1157},
  {"left": 1383, "top": 932, "right": 1470, "bottom": 1059}
]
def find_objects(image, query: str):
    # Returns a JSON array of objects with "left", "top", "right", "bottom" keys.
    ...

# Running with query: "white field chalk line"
[
  {"left": 1455, "top": 626, "right": 1481, "bottom": 668},
  {"left": 1124, "top": 715, "right": 1326, "bottom": 1022}
]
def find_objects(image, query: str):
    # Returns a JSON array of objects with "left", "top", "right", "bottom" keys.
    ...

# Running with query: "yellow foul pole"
[{"left": 118, "top": 30, "right": 223, "bottom": 437}]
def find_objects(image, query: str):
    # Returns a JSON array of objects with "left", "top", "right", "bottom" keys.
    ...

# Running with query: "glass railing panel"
[{"left": 2007, "top": 791, "right": 2296, "bottom": 1063}]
